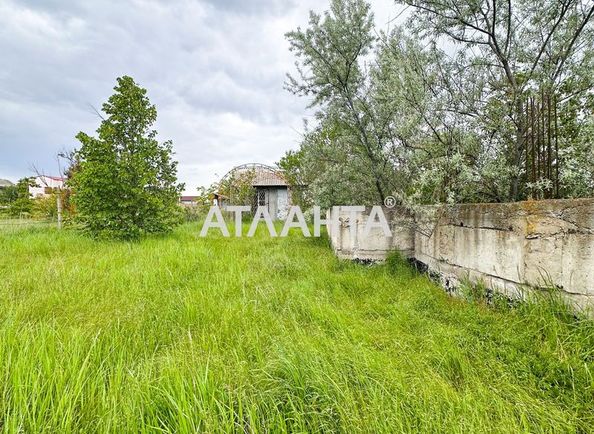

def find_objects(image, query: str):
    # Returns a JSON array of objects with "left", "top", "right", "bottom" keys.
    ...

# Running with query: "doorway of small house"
[{"left": 254, "top": 187, "right": 289, "bottom": 220}]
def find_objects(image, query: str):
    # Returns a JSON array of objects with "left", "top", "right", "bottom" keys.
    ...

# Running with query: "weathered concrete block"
[{"left": 328, "top": 206, "right": 414, "bottom": 260}]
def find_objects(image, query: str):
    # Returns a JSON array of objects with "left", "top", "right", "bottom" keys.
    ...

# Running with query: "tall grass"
[{"left": 0, "top": 224, "right": 592, "bottom": 433}]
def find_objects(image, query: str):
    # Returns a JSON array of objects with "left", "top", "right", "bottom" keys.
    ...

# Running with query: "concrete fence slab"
[{"left": 327, "top": 198, "right": 594, "bottom": 312}]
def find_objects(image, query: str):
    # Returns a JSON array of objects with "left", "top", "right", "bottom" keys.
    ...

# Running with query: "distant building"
[
  {"left": 29, "top": 176, "right": 65, "bottom": 198},
  {"left": 179, "top": 196, "right": 199, "bottom": 207}
]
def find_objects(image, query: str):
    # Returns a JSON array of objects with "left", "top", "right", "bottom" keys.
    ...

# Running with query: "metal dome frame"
[{"left": 219, "top": 163, "right": 282, "bottom": 185}]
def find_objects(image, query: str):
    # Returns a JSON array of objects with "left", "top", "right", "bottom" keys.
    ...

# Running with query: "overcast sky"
[{"left": 0, "top": 0, "right": 401, "bottom": 193}]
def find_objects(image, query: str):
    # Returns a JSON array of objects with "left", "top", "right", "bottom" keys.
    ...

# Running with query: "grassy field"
[
  {"left": 0, "top": 218, "right": 55, "bottom": 233},
  {"left": 0, "top": 223, "right": 592, "bottom": 433}
]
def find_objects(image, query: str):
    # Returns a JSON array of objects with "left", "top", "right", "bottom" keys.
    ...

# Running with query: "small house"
[
  {"left": 179, "top": 196, "right": 198, "bottom": 207},
  {"left": 29, "top": 176, "right": 65, "bottom": 198},
  {"left": 217, "top": 163, "right": 291, "bottom": 220}
]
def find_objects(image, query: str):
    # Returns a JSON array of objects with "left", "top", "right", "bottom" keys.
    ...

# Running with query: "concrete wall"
[{"left": 328, "top": 199, "right": 594, "bottom": 311}]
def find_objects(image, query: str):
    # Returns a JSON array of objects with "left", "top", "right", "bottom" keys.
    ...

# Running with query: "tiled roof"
[{"left": 251, "top": 169, "right": 288, "bottom": 187}]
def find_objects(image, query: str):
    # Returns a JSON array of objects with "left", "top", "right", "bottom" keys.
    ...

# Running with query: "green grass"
[
  {"left": 0, "top": 223, "right": 592, "bottom": 433},
  {"left": 0, "top": 218, "right": 55, "bottom": 233}
]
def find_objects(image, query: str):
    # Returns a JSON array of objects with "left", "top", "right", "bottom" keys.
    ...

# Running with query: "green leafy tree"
[
  {"left": 399, "top": 0, "right": 594, "bottom": 200},
  {"left": 284, "top": 119, "right": 387, "bottom": 208},
  {"left": 33, "top": 190, "right": 73, "bottom": 220},
  {"left": 277, "top": 149, "right": 313, "bottom": 209},
  {"left": 373, "top": 30, "right": 490, "bottom": 204},
  {"left": 286, "top": 0, "right": 399, "bottom": 204},
  {"left": 284, "top": 3, "right": 443, "bottom": 207},
  {"left": 5, "top": 178, "right": 35, "bottom": 217},
  {"left": 195, "top": 184, "right": 217, "bottom": 209},
  {"left": 70, "top": 76, "right": 184, "bottom": 239},
  {"left": 286, "top": 0, "right": 593, "bottom": 206},
  {"left": 217, "top": 169, "right": 257, "bottom": 207},
  {"left": 0, "top": 184, "right": 18, "bottom": 207}
]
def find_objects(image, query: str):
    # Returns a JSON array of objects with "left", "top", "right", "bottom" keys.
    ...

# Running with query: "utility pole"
[{"left": 56, "top": 189, "right": 63, "bottom": 229}]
